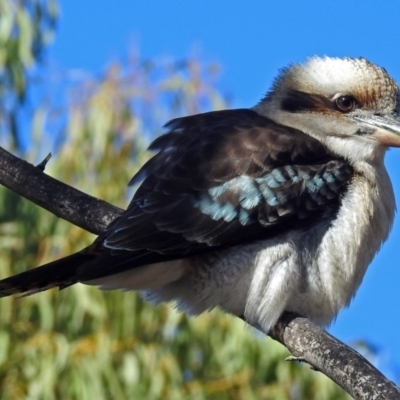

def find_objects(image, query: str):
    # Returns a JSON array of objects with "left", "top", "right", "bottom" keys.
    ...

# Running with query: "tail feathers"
[{"left": 0, "top": 251, "right": 95, "bottom": 298}]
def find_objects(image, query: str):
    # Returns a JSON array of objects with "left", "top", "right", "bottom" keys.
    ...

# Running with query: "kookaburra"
[{"left": 0, "top": 57, "right": 399, "bottom": 332}]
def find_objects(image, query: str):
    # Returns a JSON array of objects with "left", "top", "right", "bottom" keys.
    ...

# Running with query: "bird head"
[{"left": 255, "top": 57, "right": 400, "bottom": 163}]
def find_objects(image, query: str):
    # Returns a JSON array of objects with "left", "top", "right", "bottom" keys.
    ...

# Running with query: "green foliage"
[{"left": 0, "top": 0, "right": 58, "bottom": 149}]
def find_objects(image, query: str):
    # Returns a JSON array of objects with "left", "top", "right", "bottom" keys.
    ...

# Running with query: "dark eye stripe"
[{"left": 281, "top": 89, "right": 337, "bottom": 113}]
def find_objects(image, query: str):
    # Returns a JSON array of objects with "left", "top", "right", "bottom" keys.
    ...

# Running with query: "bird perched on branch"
[{"left": 0, "top": 57, "right": 399, "bottom": 332}]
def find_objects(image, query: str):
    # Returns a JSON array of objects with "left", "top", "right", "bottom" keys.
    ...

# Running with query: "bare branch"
[
  {"left": 0, "top": 146, "right": 122, "bottom": 234},
  {"left": 0, "top": 145, "right": 399, "bottom": 399},
  {"left": 267, "top": 312, "right": 400, "bottom": 399}
]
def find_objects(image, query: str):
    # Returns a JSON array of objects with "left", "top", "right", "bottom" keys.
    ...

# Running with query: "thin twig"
[{"left": 36, "top": 152, "right": 52, "bottom": 171}]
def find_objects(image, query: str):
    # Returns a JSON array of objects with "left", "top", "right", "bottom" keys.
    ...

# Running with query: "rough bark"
[
  {"left": 0, "top": 145, "right": 399, "bottom": 400},
  {"left": 0, "top": 147, "right": 122, "bottom": 234},
  {"left": 268, "top": 313, "right": 400, "bottom": 399}
]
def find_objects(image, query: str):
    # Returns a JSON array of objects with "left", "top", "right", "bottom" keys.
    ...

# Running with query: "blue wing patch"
[{"left": 195, "top": 161, "right": 352, "bottom": 226}]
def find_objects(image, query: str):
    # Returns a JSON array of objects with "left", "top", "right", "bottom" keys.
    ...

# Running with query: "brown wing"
[{"left": 0, "top": 109, "right": 352, "bottom": 294}]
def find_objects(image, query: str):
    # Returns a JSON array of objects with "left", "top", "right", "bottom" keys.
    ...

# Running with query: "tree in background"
[
  {"left": 0, "top": 0, "right": 57, "bottom": 150},
  {"left": 0, "top": 1, "right": 352, "bottom": 399}
]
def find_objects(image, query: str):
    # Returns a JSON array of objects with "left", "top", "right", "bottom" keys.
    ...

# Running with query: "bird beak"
[{"left": 352, "top": 114, "right": 400, "bottom": 147}]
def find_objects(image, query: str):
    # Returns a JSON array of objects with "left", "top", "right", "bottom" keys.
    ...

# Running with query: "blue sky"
[{"left": 46, "top": 1, "right": 400, "bottom": 379}]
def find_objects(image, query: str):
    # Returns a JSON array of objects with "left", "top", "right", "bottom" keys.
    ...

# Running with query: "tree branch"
[
  {"left": 268, "top": 313, "right": 400, "bottom": 399},
  {"left": 0, "top": 146, "right": 399, "bottom": 399},
  {"left": 0, "top": 146, "right": 122, "bottom": 234}
]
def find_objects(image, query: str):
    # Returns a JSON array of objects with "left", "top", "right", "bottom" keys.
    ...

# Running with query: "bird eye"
[{"left": 335, "top": 95, "right": 357, "bottom": 113}]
